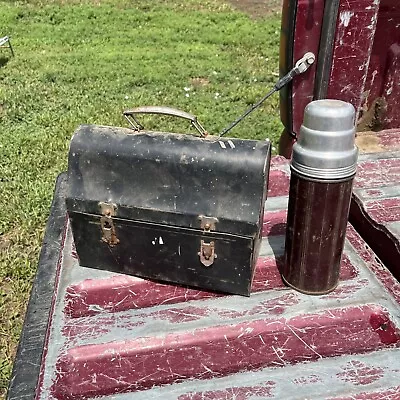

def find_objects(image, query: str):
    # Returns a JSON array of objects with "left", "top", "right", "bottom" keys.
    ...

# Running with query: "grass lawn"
[{"left": 0, "top": 0, "right": 282, "bottom": 395}]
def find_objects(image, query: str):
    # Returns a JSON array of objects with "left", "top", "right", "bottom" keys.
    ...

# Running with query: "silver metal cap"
[{"left": 291, "top": 99, "right": 358, "bottom": 180}]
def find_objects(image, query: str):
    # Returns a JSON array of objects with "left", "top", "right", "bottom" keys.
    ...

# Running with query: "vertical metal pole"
[{"left": 313, "top": 0, "right": 341, "bottom": 99}]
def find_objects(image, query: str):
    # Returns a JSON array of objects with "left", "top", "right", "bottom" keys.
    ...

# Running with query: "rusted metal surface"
[
  {"left": 99, "top": 202, "right": 120, "bottom": 247},
  {"left": 358, "top": 0, "right": 400, "bottom": 130},
  {"left": 28, "top": 157, "right": 400, "bottom": 400},
  {"left": 290, "top": 0, "right": 325, "bottom": 136},
  {"left": 326, "top": 0, "right": 380, "bottom": 115},
  {"left": 350, "top": 130, "right": 400, "bottom": 282},
  {"left": 279, "top": 0, "right": 400, "bottom": 157},
  {"left": 279, "top": 0, "right": 325, "bottom": 153},
  {"left": 356, "top": 129, "right": 400, "bottom": 153}
]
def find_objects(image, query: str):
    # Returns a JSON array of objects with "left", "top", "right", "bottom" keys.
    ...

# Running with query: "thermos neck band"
[{"left": 290, "top": 162, "right": 357, "bottom": 182}]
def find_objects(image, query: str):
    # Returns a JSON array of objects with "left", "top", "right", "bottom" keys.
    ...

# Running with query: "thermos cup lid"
[{"left": 291, "top": 99, "right": 359, "bottom": 180}]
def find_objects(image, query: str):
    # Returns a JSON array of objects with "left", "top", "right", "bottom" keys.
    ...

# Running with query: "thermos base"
[{"left": 281, "top": 274, "right": 339, "bottom": 295}]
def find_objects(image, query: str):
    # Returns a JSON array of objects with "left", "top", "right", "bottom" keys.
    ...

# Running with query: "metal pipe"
[{"left": 313, "top": 0, "right": 341, "bottom": 100}]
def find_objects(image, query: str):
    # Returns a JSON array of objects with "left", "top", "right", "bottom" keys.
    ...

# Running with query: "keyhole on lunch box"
[{"left": 100, "top": 215, "right": 120, "bottom": 247}]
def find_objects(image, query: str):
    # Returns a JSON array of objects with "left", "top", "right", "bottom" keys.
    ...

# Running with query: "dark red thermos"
[{"left": 282, "top": 100, "right": 358, "bottom": 294}]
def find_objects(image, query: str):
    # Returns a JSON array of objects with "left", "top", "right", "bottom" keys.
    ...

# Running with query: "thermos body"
[
  {"left": 282, "top": 100, "right": 358, "bottom": 295},
  {"left": 283, "top": 173, "right": 354, "bottom": 294}
]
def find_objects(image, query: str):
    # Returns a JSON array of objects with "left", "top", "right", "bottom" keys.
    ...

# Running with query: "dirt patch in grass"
[
  {"left": 224, "top": 0, "right": 282, "bottom": 18},
  {"left": 190, "top": 77, "right": 210, "bottom": 88},
  {"left": 0, "top": 236, "right": 11, "bottom": 253}
]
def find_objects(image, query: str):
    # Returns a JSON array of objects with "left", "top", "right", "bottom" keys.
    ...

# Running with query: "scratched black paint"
[{"left": 66, "top": 125, "right": 271, "bottom": 296}]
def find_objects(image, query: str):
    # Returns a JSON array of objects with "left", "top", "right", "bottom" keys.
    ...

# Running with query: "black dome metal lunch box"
[{"left": 66, "top": 107, "right": 271, "bottom": 296}]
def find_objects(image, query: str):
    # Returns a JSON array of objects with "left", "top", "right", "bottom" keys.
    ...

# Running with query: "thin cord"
[
  {"left": 219, "top": 87, "right": 277, "bottom": 137},
  {"left": 219, "top": 52, "right": 315, "bottom": 138}
]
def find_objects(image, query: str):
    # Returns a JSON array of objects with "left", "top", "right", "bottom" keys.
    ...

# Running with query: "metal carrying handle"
[{"left": 123, "top": 106, "right": 208, "bottom": 137}]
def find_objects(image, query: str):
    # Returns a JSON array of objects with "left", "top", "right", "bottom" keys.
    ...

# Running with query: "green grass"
[{"left": 0, "top": 0, "right": 282, "bottom": 395}]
